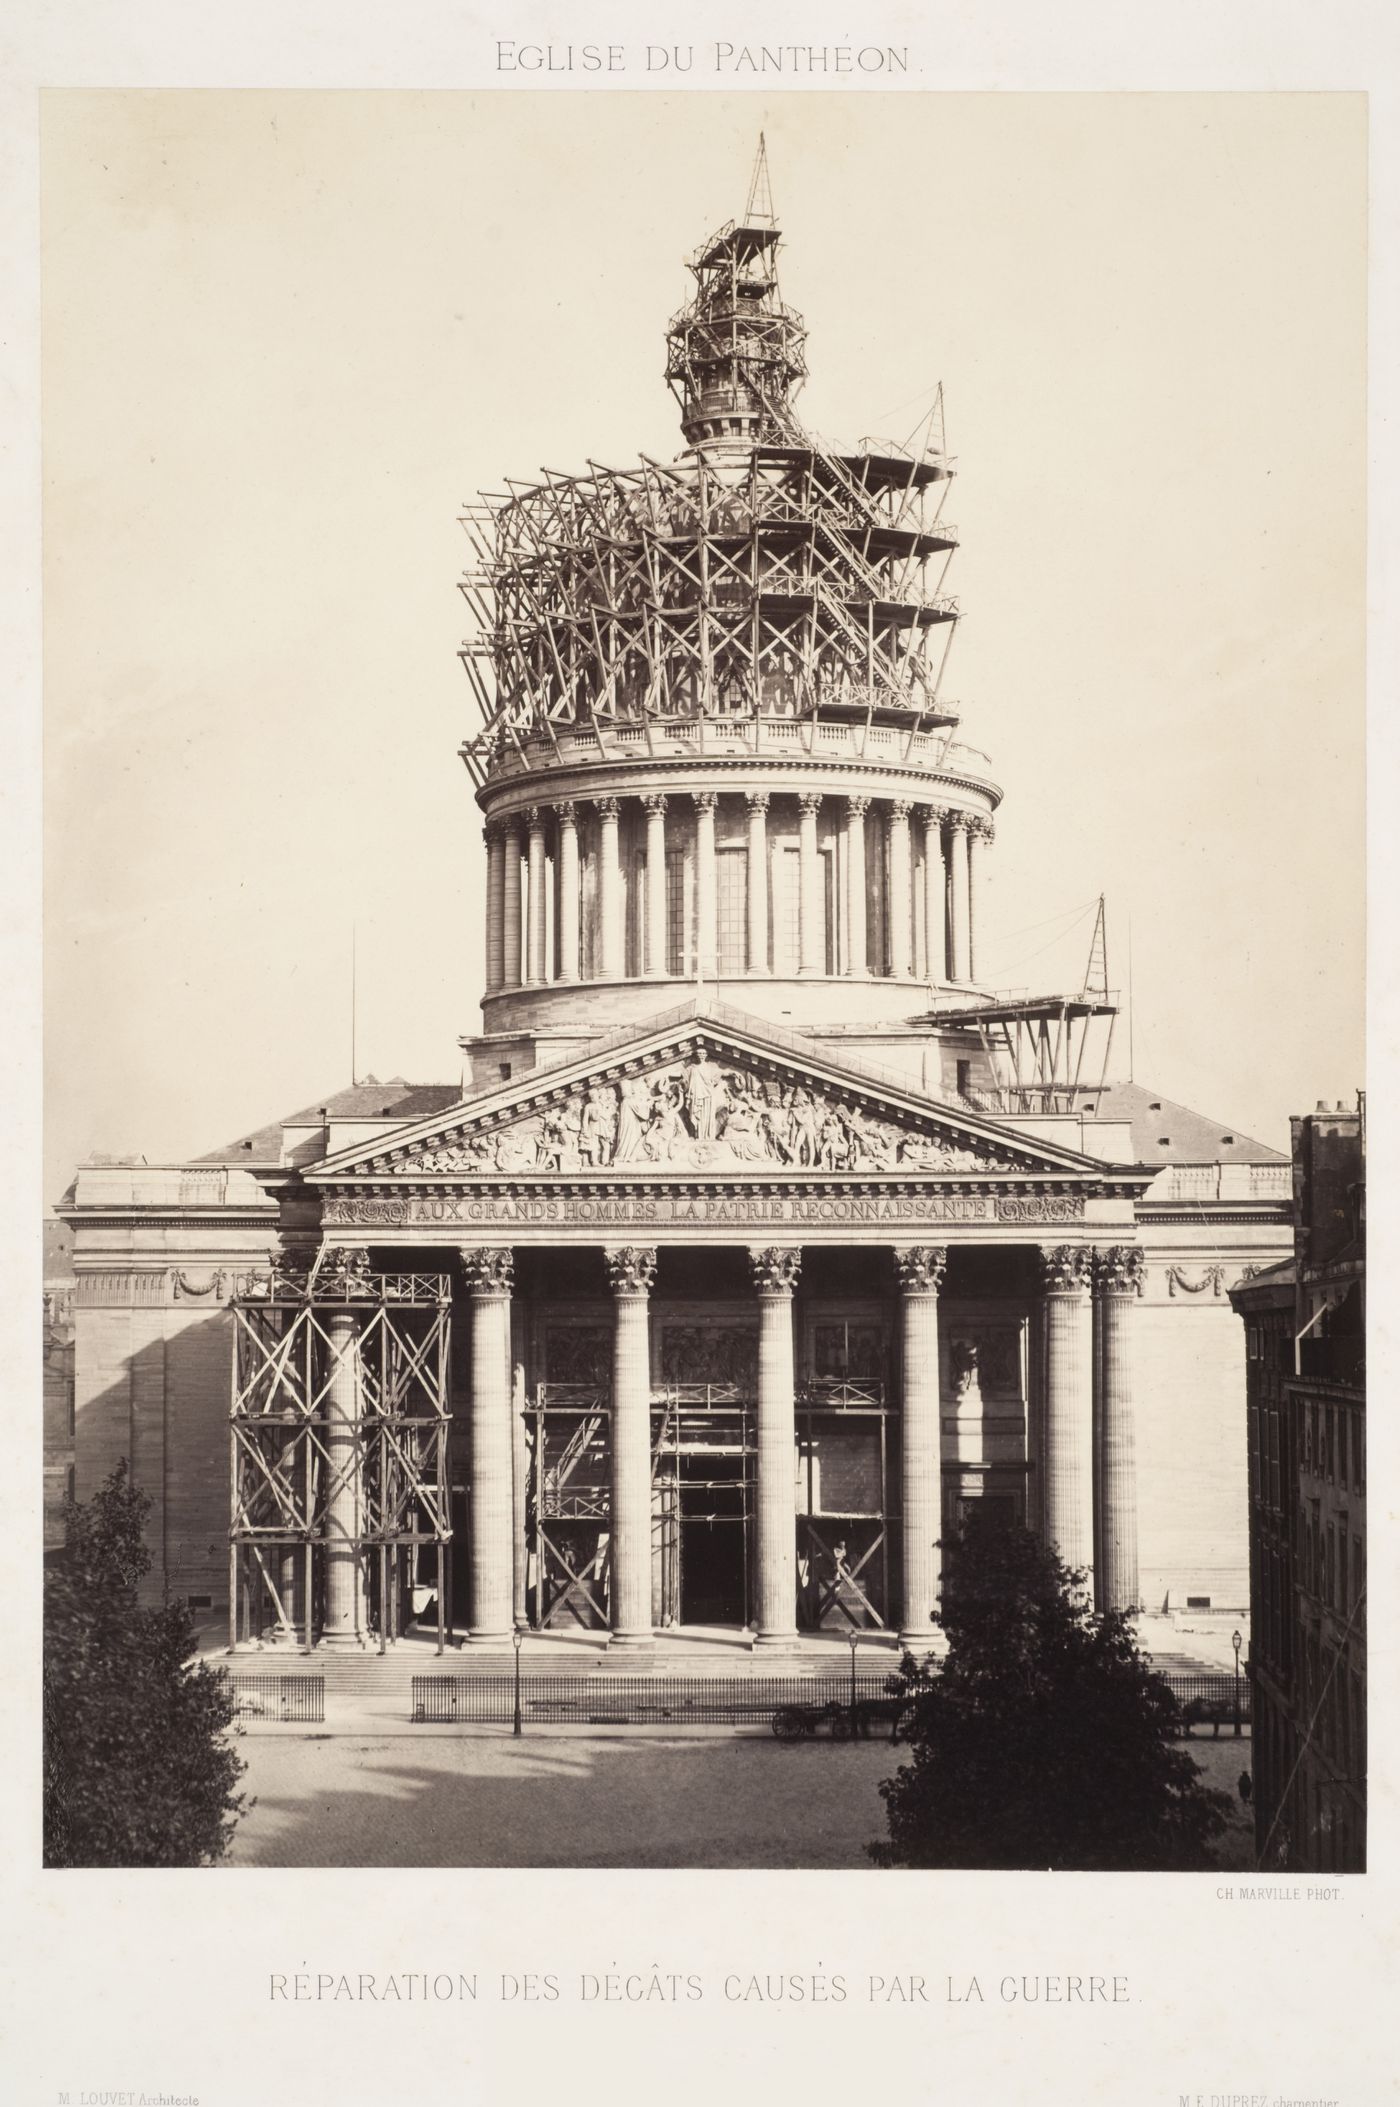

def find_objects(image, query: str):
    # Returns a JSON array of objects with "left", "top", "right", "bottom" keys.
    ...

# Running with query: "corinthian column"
[
  {"left": 643, "top": 794, "right": 668, "bottom": 978},
  {"left": 501, "top": 816, "right": 523, "bottom": 989},
  {"left": 946, "top": 813, "right": 969, "bottom": 985},
  {"left": 484, "top": 824, "right": 506, "bottom": 995},
  {"left": 595, "top": 796, "right": 623, "bottom": 981},
  {"left": 895, "top": 1246, "right": 947, "bottom": 1648},
  {"left": 693, "top": 790, "right": 718, "bottom": 981},
  {"left": 461, "top": 1247, "right": 515, "bottom": 1642},
  {"left": 525, "top": 805, "right": 548, "bottom": 986},
  {"left": 888, "top": 798, "right": 914, "bottom": 979},
  {"left": 749, "top": 1246, "right": 801, "bottom": 1647},
  {"left": 921, "top": 806, "right": 947, "bottom": 982},
  {"left": 1038, "top": 1245, "right": 1095, "bottom": 1583},
  {"left": 967, "top": 818, "right": 992, "bottom": 986},
  {"left": 556, "top": 800, "right": 580, "bottom": 982},
  {"left": 843, "top": 795, "right": 869, "bottom": 977},
  {"left": 798, "top": 792, "right": 823, "bottom": 976},
  {"left": 320, "top": 1304, "right": 366, "bottom": 1646},
  {"left": 1094, "top": 1246, "right": 1144, "bottom": 1613},
  {"left": 605, "top": 1247, "right": 657, "bottom": 1649},
  {"left": 746, "top": 791, "right": 770, "bottom": 974}
]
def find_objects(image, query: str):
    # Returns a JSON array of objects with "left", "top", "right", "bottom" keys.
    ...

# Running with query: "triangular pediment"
[{"left": 308, "top": 1013, "right": 1128, "bottom": 1186}]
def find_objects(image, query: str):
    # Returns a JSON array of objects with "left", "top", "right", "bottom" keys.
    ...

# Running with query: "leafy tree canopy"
[
  {"left": 44, "top": 1463, "right": 246, "bottom": 1867},
  {"left": 870, "top": 1508, "right": 1230, "bottom": 1871}
]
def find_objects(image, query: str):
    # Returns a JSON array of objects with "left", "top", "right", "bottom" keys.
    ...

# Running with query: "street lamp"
[
  {"left": 1232, "top": 1628, "right": 1243, "bottom": 1740},
  {"left": 512, "top": 1625, "right": 524, "bottom": 1739},
  {"left": 847, "top": 1629, "right": 861, "bottom": 1721}
]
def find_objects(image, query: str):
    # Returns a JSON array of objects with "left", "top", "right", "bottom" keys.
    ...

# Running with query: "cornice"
[{"left": 476, "top": 753, "right": 1003, "bottom": 817}]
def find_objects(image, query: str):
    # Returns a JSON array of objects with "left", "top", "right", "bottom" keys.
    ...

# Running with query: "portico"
[{"left": 285, "top": 1011, "right": 1154, "bottom": 1653}]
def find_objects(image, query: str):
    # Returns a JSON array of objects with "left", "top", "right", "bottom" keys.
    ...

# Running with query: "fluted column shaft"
[
  {"left": 501, "top": 819, "right": 523, "bottom": 989},
  {"left": 921, "top": 808, "right": 947, "bottom": 981},
  {"left": 965, "top": 819, "right": 987, "bottom": 984},
  {"left": 896, "top": 1248, "right": 947, "bottom": 1647},
  {"left": 693, "top": 791, "right": 718, "bottom": 980},
  {"left": 750, "top": 1247, "right": 801, "bottom": 1646},
  {"left": 463, "top": 1248, "right": 515, "bottom": 1641},
  {"left": 798, "top": 792, "right": 823, "bottom": 976},
  {"left": 596, "top": 797, "right": 623, "bottom": 981},
  {"left": 843, "top": 796, "right": 869, "bottom": 977},
  {"left": 606, "top": 1247, "right": 657, "bottom": 1648},
  {"left": 746, "top": 791, "right": 769, "bottom": 973},
  {"left": 888, "top": 799, "right": 914, "bottom": 978},
  {"left": 556, "top": 801, "right": 580, "bottom": 983},
  {"left": 1040, "top": 1247, "right": 1095, "bottom": 1581},
  {"left": 947, "top": 815, "right": 969, "bottom": 985},
  {"left": 1095, "top": 1247, "right": 1144, "bottom": 1612},
  {"left": 525, "top": 806, "right": 548, "bottom": 986},
  {"left": 643, "top": 795, "right": 668, "bottom": 978},
  {"left": 484, "top": 826, "right": 506, "bottom": 995},
  {"left": 321, "top": 1310, "right": 365, "bottom": 1645}
]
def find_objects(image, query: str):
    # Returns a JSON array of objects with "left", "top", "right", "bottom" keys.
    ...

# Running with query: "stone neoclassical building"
[{"left": 59, "top": 156, "right": 1292, "bottom": 1657}]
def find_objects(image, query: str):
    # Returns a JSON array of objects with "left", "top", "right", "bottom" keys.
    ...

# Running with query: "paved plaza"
[{"left": 225, "top": 1727, "right": 1254, "bottom": 1870}]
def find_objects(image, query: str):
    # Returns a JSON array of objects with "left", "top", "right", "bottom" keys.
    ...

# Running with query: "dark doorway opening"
[{"left": 679, "top": 1453, "right": 747, "bottom": 1626}]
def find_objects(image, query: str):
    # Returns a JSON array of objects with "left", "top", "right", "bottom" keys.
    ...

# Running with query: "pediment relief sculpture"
[{"left": 389, "top": 1049, "right": 1028, "bottom": 1179}]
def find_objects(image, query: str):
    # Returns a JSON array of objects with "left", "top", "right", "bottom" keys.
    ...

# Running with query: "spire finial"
[{"left": 745, "top": 132, "right": 775, "bottom": 225}]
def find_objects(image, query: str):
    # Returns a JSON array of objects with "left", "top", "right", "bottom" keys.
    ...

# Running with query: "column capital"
[
  {"left": 969, "top": 815, "right": 995, "bottom": 843},
  {"left": 482, "top": 823, "right": 497, "bottom": 848},
  {"left": 748, "top": 1245, "right": 802, "bottom": 1295},
  {"left": 798, "top": 790, "right": 823, "bottom": 816},
  {"left": 893, "top": 1245, "right": 948, "bottom": 1294},
  {"left": 1094, "top": 1245, "right": 1146, "bottom": 1295},
  {"left": 889, "top": 797, "right": 913, "bottom": 822},
  {"left": 692, "top": 789, "right": 719, "bottom": 814},
  {"left": 1037, "top": 1244, "right": 1093, "bottom": 1295},
  {"left": 460, "top": 1247, "right": 515, "bottom": 1296},
  {"left": 594, "top": 795, "right": 621, "bottom": 821},
  {"left": 641, "top": 792, "right": 668, "bottom": 816},
  {"left": 524, "top": 803, "right": 545, "bottom": 832},
  {"left": 501, "top": 810, "right": 524, "bottom": 839},
  {"left": 315, "top": 1245, "right": 376, "bottom": 1299},
  {"left": 919, "top": 802, "right": 947, "bottom": 826},
  {"left": 605, "top": 1245, "right": 657, "bottom": 1296},
  {"left": 745, "top": 789, "right": 771, "bottom": 813},
  {"left": 845, "top": 794, "right": 871, "bottom": 819},
  {"left": 556, "top": 797, "right": 578, "bottom": 824},
  {"left": 945, "top": 809, "right": 970, "bottom": 835}
]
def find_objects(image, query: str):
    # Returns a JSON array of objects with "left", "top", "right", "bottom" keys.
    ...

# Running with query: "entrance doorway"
[{"left": 678, "top": 1453, "right": 747, "bottom": 1625}]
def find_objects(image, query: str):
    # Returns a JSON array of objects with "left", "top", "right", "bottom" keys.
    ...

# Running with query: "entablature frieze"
[{"left": 319, "top": 1187, "right": 1098, "bottom": 1234}]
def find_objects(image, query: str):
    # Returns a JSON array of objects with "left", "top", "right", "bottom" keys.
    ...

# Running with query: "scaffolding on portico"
[{"left": 227, "top": 1255, "right": 453, "bottom": 1654}]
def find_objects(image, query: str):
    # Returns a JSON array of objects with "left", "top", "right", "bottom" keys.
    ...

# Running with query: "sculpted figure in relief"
[{"left": 395, "top": 1048, "right": 1025, "bottom": 1177}]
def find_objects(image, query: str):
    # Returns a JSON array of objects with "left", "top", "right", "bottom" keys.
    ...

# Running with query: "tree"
[
  {"left": 869, "top": 1507, "right": 1230, "bottom": 1870},
  {"left": 44, "top": 1463, "right": 246, "bottom": 1867}
]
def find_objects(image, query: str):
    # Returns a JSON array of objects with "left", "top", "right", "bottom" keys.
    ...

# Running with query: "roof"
[
  {"left": 196, "top": 1078, "right": 461, "bottom": 1165},
  {"left": 1077, "top": 1081, "right": 1286, "bottom": 1167}
]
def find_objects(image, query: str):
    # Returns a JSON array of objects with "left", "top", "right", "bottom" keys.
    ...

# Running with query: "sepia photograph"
[{"left": 39, "top": 89, "right": 1367, "bottom": 1887}]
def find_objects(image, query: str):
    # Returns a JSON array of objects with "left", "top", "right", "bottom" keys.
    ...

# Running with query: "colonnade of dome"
[{"left": 481, "top": 785, "right": 994, "bottom": 1000}]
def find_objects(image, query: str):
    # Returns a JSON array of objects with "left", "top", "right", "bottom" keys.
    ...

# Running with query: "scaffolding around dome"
[{"left": 458, "top": 172, "right": 962, "bottom": 791}]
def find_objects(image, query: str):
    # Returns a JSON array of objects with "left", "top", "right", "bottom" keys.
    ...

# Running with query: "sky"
[{"left": 41, "top": 90, "right": 1366, "bottom": 1198}]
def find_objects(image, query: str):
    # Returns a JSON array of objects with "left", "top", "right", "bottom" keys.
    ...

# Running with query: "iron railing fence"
[
  {"left": 409, "top": 1668, "right": 1251, "bottom": 1729},
  {"left": 1164, "top": 1673, "right": 1253, "bottom": 1727},
  {"left": 219, "top": 1672, "right": 326, "bottom": 1723},
  {"left": 410, "top": 1672, "right": 900, "bottom": 1726}
]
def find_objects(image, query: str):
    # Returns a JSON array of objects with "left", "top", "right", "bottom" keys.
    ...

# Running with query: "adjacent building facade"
[
  {"left": 57, "top": 165, "right": 1291, "bottom": 1657},
  {"left": 1232, "top": 1099, "right": 1366, "bottom": 1870}
]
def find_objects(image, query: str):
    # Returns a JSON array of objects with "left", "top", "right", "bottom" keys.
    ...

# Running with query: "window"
[
  {"left": 1186, "top": 1595, "right": 1212, "bottom": 1609},
  {"left": 715, "top": 847, "right": 747, "bottom": 975},
  {"left": 498, "top": 1063, "right": 512, "bottom": 1081},
  {"left": 956, "top": 1058, "right": 972, "bottom": 1098},
  {"left": 772, "top": 845, "right": 801, "bottom": 974},
  {"left": 666, "top": 848, "right": 688, "bottom": 976}
]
